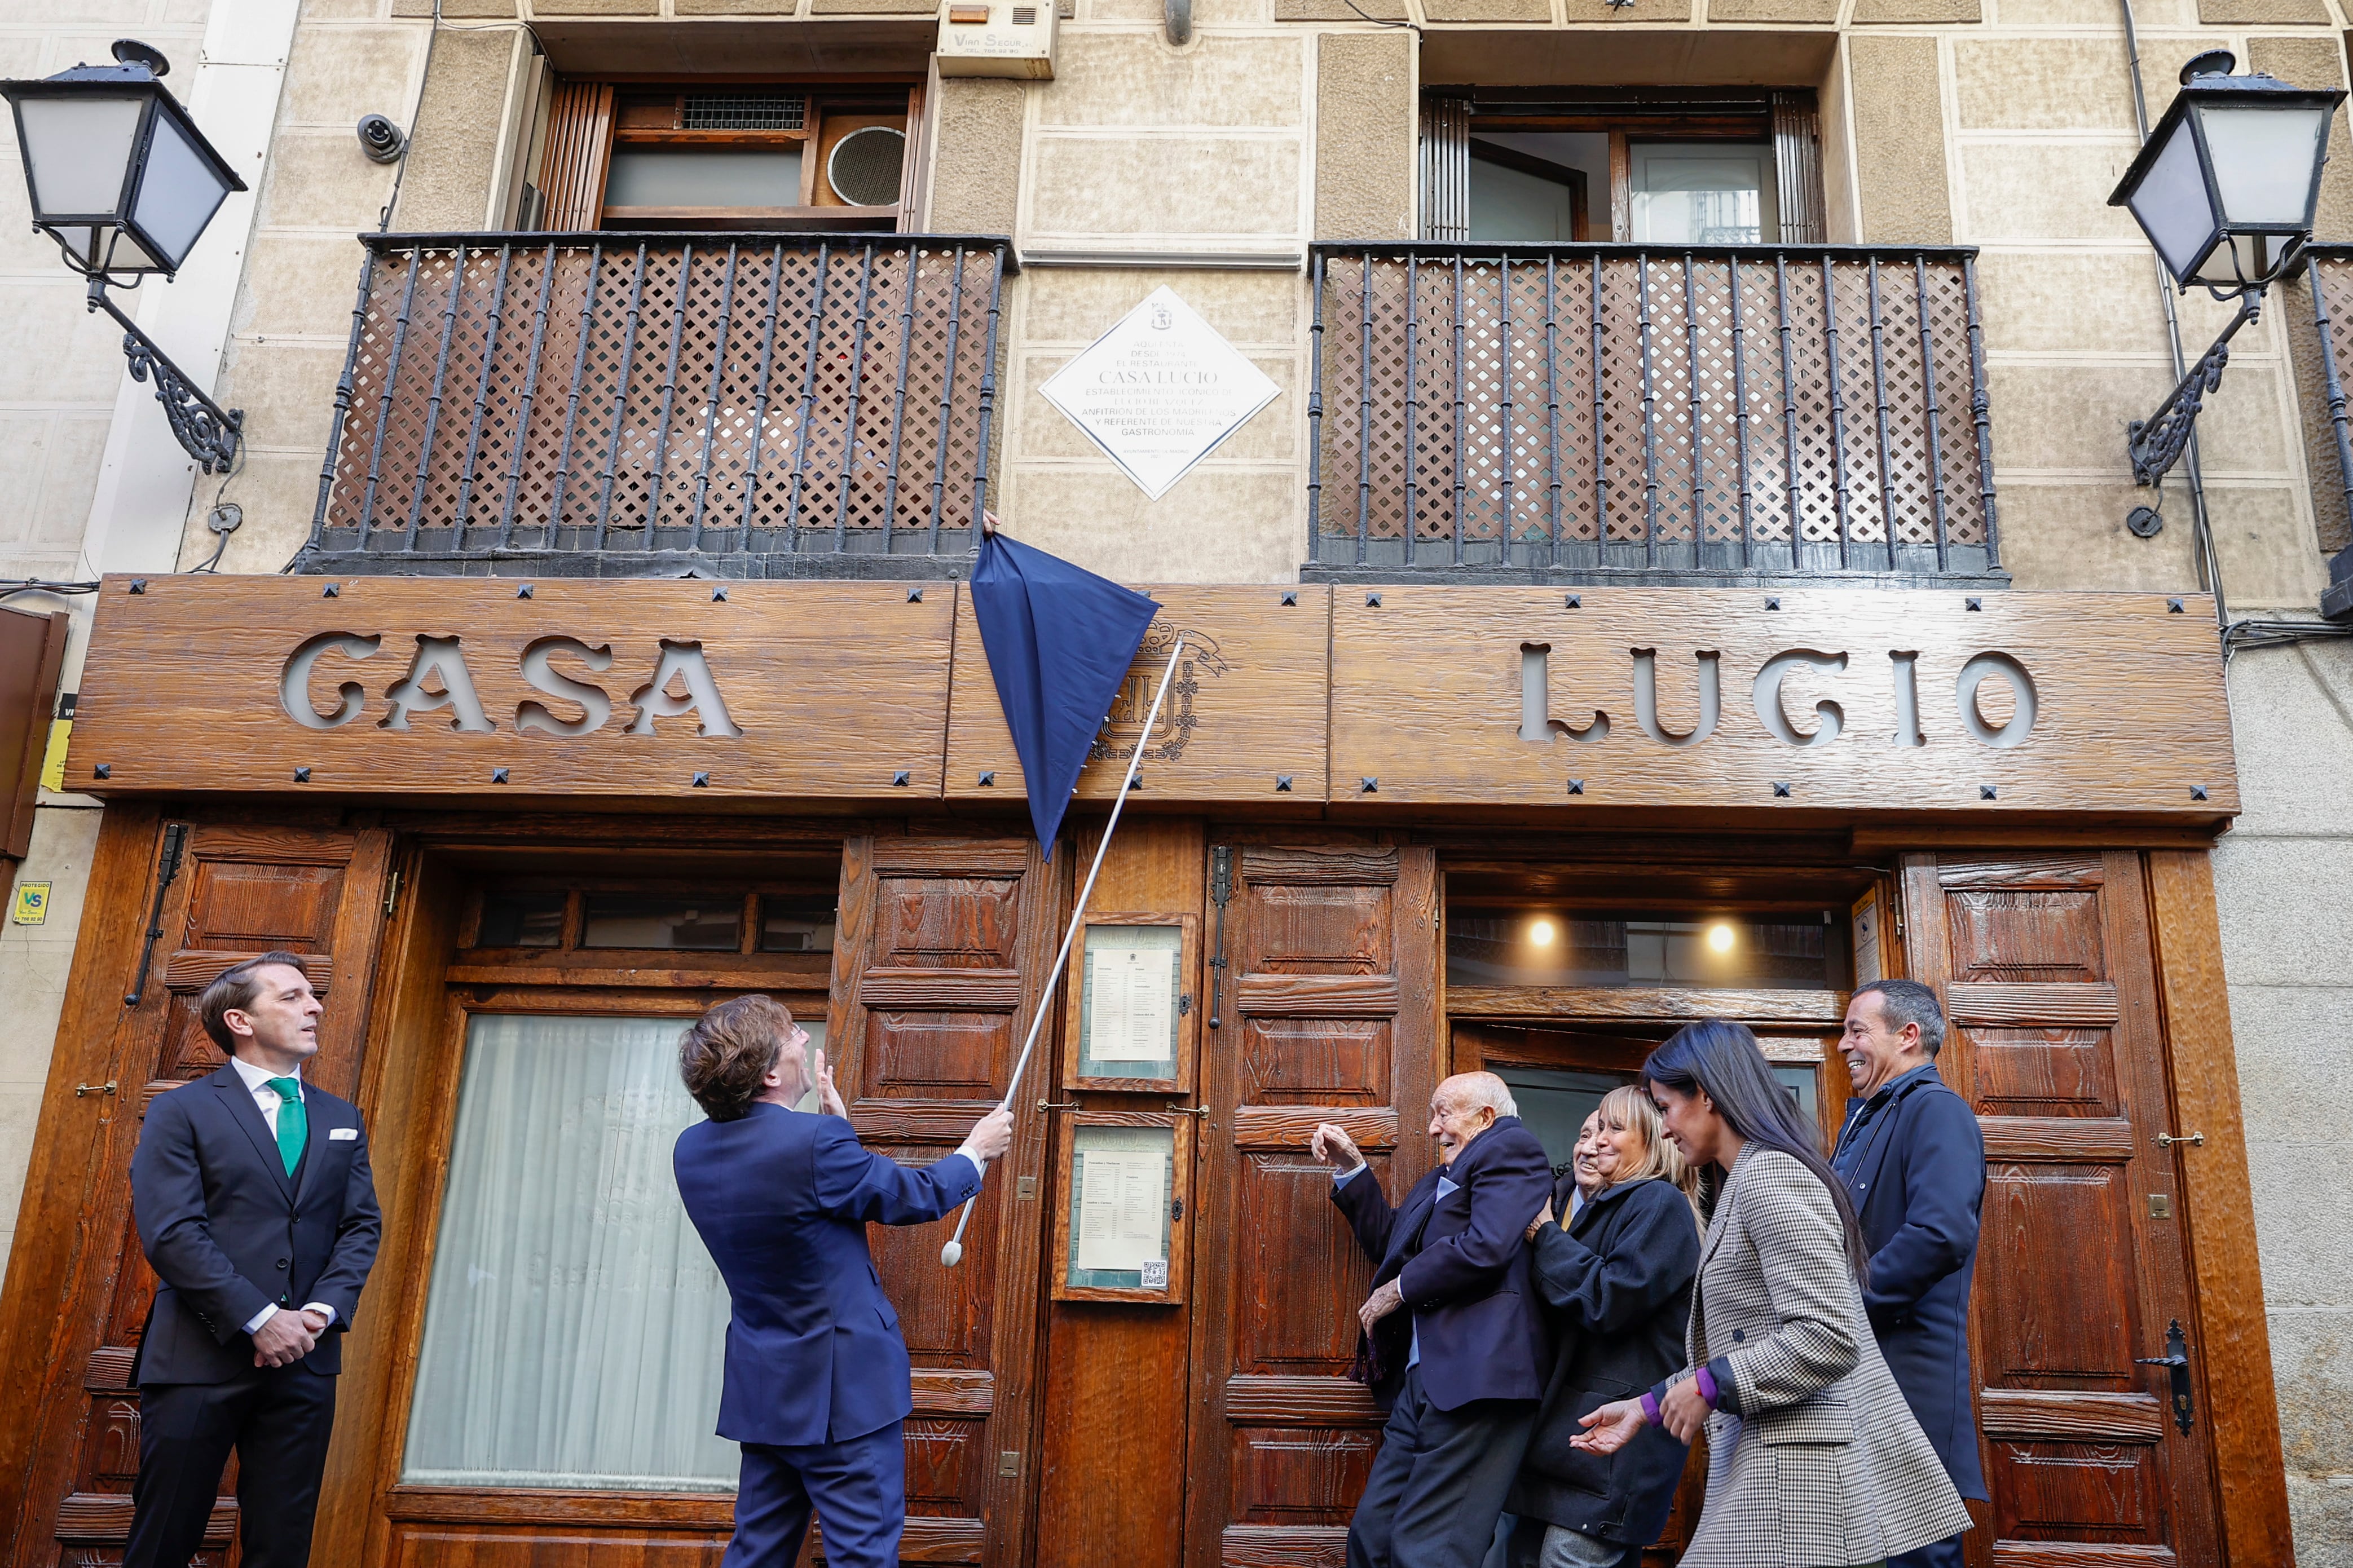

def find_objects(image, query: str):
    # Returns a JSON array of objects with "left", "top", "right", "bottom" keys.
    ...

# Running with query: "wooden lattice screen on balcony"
[
  {"left": 1307, "top": 245, "right": 2002, "bottom": 584},
  {"left": 303, "top": 233, "right": 1011, "bottom": 573}
]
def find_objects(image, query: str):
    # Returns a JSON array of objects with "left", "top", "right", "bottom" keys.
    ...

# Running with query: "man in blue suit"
[
  {"left": 1311, "top": 1071, "right": 1556, "bottom": 1568},
  {"left": 673, "top": 995, "right": 1012, "bottom": 1568},
  {"left": 125, "top": 950, "right": 381, "bottom": 1568},
  {"left": 1832, "top": 978, "right": 1988, "bottom": 1568}
]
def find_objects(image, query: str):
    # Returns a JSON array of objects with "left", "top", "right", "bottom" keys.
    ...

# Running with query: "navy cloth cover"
[{"left": 968, "top": 531, "right": 1160, "bottom": 854}]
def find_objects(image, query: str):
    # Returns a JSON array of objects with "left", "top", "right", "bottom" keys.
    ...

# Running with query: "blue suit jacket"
[
  {"left": 130, "top": 1063, "right": 381, "bottom": 1384},
  {"left": 1834, "top": 1063, "right": 1988, "bottom": 1501},
  {"left": 674, "top": 1101, "right": 981, "bottom": 1447},
  {"left": 1333, "top": 1115, "right": 1555, "bottom": 1412}
]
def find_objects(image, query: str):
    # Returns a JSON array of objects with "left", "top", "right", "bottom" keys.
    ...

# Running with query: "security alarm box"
[{"left": 936, "top": 0, "right": 1057, "bottom": 80}]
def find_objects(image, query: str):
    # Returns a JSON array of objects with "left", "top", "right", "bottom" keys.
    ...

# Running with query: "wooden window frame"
[
  {"left": 1424, "top": 86, "right": 1826, "bottom": 244},
  {"left": 1059, "top": 911, "right": 1202, "bottom": 1096},
  {"left": 533, "top": 76, "right": 929, "bottom": 235},
  {"left": 1047, "top": 1110, "right": 1197, "bottom": 1305}
]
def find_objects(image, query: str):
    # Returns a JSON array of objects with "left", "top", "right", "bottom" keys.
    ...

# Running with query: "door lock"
[
  {"left": 2156, "top": 1130, "right": 2205, "bottom": 1148},
  {"left": 74, "top": 1080, "right": 118, "bottom": 1098},
  {"left": 1165, "top": 1103, "right": 1210, "bottom": 1117},
  {"left": 2134, "top": 1318, "right": 2195, "bottom": 1435}
]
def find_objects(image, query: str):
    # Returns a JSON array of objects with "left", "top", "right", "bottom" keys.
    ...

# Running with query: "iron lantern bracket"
[
  {"left": 86, "top": 276, "right": 242, "bottom": 475},
  {"left": 2129, "top": 291, "right": 2261, "bottom": 492}
]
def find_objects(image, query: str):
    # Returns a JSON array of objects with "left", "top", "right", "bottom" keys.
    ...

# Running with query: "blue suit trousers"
[{"left": 723, "top": 1420, "right": 905, "bottom": 1568}]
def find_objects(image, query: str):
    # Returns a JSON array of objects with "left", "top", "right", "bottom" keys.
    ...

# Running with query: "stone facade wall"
[
  {"left": 0, "top": 5, "right": 217, "bottom": 1287},
  {"left": 6, "top": 0, "right": 2352, "bottom": 1553}
]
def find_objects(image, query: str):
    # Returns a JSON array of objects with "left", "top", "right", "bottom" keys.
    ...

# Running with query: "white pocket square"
[{"left": 328, "top": 1127, "right": 359, "bottom": 1141}]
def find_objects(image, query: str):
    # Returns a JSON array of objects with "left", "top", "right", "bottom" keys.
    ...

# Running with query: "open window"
[
  {"left": 1422, "top": 87, "right": 1824, "bottom": 244},
  {"left": 526, "top": 78, "right": 925, "bottom": 233}
]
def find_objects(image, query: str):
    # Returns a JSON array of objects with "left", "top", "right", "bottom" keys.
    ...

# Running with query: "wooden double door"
[{"left": 0, "top": 820, "right": 2255, "bottom": 1568}]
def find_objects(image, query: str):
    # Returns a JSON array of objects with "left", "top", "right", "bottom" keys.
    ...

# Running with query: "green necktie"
[{"left": 268, "top": 1077, "right": 307, "bottom": 1177}]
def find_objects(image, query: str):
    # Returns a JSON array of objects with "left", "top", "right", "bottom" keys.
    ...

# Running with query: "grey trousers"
[{"left": 1346, "top": 1366, "right": 1538, "bottom": 1568}]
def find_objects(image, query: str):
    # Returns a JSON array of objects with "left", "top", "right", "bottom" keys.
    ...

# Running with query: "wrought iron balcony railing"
[
  {"left": 1306, "top": 244, "right": 2003, "bottom": 585},
  {"left": 298, "top": 233, "right": 1012, "bottom": 576},
  {"left": 2298, "top": 246, "right": 2353, "bottom": 620}
]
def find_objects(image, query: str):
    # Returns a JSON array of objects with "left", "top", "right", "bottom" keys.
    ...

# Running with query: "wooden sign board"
[
  {"left": 65, "top": 577, "right": 958, "bottom": 801},
  {"left": 1328, "top": 588, "right": 2239, "bottom": 818},
  {"left": 941, "top": 585, "right": 1330, "bottom": 803},
  {"left": 66, "top": 576, "right": 2239, "bottom": 823}
]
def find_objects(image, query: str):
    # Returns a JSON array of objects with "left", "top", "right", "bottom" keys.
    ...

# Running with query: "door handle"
[{"left": 2134, "top": 1318, "right": 2194, "bottom": 1435}]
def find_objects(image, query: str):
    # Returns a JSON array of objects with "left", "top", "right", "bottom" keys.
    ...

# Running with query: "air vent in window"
[{"left": 682, "top": 92, "right": 807, "bottom": 131}]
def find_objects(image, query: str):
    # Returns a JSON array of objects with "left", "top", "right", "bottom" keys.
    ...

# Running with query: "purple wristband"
[
  {"left": 1639, "top": 1391, "right": 1663, "bottom": 1428},
  {"left": 1693, "top": 1365, "right": 1720, "bottom": 1408}
]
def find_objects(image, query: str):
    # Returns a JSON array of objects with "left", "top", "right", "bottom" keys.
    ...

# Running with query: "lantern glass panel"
[
  {"left": 2197, "top": 103, "right": 2330, "bottom": 227},
  {"left": 130, "top": 108, "right": 232, "bottom": 271},
  {"left": 17, "top": 93, "right": 142, "bottom": 218},
  {"left": 2124, "top": 114, "right": 2219, "bottom": 284}
]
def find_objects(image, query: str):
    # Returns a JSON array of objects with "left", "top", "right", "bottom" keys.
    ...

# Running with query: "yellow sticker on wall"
[
  {"left": 38, "top": 718, "right": 70, "bottom": 794},
  {"left": 11, "top": 881, "right": 50, "bottom": 925}
]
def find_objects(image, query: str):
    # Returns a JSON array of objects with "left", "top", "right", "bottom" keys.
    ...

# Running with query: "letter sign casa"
[{"left": 280, "top": 632, "right": 741, "bottom": 738}]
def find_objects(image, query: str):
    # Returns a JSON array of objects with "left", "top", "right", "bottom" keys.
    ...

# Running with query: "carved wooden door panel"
[
  {"left": 1903, "top": 853, "right": 2220, "bottom": 1568},
  {"left": 826, "top": 833, "right": 1059, "bottom": 1568},
  {"left": 8, "top": 818, "right": 392, "bottom": 1568},
  {"left": 1182, "top": 841, "right": 1441, "bottom": 1568}
]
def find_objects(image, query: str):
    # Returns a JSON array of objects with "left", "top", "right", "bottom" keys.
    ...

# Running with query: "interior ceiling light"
[
  {"left": 1706, "top": 922, "right": 1736, "bottom": 953},
  {"left": 1528, "top": 917, "right": 1557, "bottom": 947}
]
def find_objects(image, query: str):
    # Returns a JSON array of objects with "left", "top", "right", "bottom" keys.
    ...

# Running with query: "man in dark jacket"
[
  {"left": 1311, "top": 1071, "right": 1556, "bottom": 1568},
  {"left": 1832, "top": 978, "right": 1988, "bottom": 1568},
  {"left": 125, "top": 951, "right": 382, "bottom": 1568},
  {"left": 1509, "top": 1132, "right": 1699, "bottom": 1568},
  {"left": 672, "top": 995, "right": 1012, "bottom": 1568}
]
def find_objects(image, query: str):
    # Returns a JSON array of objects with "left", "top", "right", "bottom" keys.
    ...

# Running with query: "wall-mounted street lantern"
[
  {"left": 2109, "top": 51, "right": 2344, "bottom": 514},
  {"left": 1, "top": 41, "right": 248, "bottom": 474}
]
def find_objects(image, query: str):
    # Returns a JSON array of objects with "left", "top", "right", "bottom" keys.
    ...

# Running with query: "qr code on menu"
[{"left": 1140, "top": 1260, "right": 1169, "bottom": 1289}]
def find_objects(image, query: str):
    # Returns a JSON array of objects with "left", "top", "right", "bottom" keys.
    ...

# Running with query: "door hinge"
[
  {"left": 1207, "top": 845, "right": 1233, "bottom": 1030},
  {"left": 384, "top": 868, "right": 403, "bottom": 917},
  {"left": 124, "top": 821, "right": 190, "bottom": 1009}
]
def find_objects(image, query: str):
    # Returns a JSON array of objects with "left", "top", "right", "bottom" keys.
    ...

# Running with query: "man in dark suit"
[
  {"left": 1832, "top": 977, "right": 1988, "bottom": 1568},
  {"left": 672, "top": 995, "right": 1013, "bottom": 1568},
  {"left": 125, "top": 951, "right": 382, "bottom": 1568},
  {"left": 1311, "top": 1071, "right": 1556, "bottom": 1568}
]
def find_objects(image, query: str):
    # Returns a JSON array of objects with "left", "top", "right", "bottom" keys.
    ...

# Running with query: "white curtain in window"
[{"left": 403, "top": 1012, "right": 738, "bottom": 1491}]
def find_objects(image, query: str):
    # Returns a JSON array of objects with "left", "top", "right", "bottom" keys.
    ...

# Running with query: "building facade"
[{"left": 2, "top": 0, "right": 2351, "bottom": 1565}]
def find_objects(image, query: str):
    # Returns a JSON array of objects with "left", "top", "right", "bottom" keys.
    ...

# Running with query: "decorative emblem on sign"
[
  {"left": 1092, "top": 625, "right": 1227, "bottom": 767},
  {"left": 1041, "top": 286, "right": 1281, "bottom": 501}
]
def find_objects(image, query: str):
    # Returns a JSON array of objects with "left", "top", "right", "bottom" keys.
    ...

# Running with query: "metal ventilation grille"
[
  {"left": 682, "top": 92, "right": 807, "bottom": 131},
  {"left": 1011, "top": 6, "right": 1037, "bottom": 20},
  {"left": 827, "top": 126, "right": 906, "bottom": 207}
]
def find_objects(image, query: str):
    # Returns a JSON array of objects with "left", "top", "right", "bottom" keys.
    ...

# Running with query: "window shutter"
[
  {"left": 536, "top": 79, "right": 615, "bottom": 232},
  {"left": 1420, "top": 92, "right": 1471, "bottom": 242},
  {"left": 1772, "top": 90, "right": 1826, "bottom": 243}
]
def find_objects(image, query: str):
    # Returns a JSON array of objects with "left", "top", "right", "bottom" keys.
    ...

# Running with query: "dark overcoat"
[
  {"left": 1508, "top": 1174, "right": 1699, "bottom": 1560},
  {"left": 1332, "top": 1115, "right": 1555, "bottom": 1412},
  {"left": 1834, "top": 1062, "right": 1989, "bottom": 1500}
]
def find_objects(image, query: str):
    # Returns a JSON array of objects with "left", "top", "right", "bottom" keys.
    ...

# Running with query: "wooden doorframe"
[
  {"left": 0, "top": 803, "right": 161, "bottom": 1552},
  {"left": 2145, "top": 850, "right": 2293, "bottom": 1568},
  {"left": 323, "top": 833, "right": 846, "bottom": 1563}
]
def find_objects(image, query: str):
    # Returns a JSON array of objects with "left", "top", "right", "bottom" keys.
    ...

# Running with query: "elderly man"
[
  {"left": 1311, "top": 1071, "right": 1555, "bottom": 1568},
  {"left": 1832, "top": 978, "right": 1988, "bottom": 1568}
]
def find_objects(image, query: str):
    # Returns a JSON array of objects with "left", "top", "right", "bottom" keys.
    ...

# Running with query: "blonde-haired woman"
[{"left": 1506, "top": 1085, "right": 1705, "bottom": 1568}]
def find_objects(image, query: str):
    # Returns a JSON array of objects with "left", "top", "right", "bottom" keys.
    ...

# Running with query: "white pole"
[{"left": 941, "top": 635, "right": 1186, "bottom": 1267}]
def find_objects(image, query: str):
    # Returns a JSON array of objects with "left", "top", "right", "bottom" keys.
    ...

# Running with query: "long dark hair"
[{"left": 1642, "top": 1018, "right": 1870, "bottom": 1284}]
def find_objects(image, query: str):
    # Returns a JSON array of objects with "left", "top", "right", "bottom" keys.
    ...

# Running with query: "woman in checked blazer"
[{"left": 1572, "top": 1019, "right": 1971, "bottom": 1568}]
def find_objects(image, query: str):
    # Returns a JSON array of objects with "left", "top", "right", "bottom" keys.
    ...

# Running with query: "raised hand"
[
  {"left": 969, "top": 1103, "right": 1015, "bottom": 1164},
  {"left": 811, "top": 1048, "right": 848, "bottom": 1118},
  {"left": 1310, "top": 1122, "right": 1362, "bottom": 1169}
]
